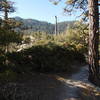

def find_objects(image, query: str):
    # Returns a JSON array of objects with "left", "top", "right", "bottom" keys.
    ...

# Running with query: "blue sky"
[{"left": 10, "top": 0, "right": 80, "bottom": 23}]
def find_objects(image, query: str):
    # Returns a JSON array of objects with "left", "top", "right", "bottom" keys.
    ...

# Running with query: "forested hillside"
[{"left": 14, "top": 17, "right": 75, "bottom": 34}]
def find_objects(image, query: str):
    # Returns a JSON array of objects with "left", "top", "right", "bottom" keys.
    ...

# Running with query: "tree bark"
[
  {"left": 88, "top": 0, "right": 100, "bottom": 86},
  {"left": 4, "top": 0, "right": 9, "bottom": 29}
]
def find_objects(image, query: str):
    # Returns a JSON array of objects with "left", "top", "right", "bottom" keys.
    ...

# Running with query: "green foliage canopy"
[{"left": 50, "top": 0, "right": 88, "bottom": 20}]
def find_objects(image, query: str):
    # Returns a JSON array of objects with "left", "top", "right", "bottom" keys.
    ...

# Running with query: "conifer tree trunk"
[
  {"left": 4, "top": 0, "right": 8, "bottom": 28},
  {"left": 88, "top": 0, "right": 100, "bottom": 86},
  {"left": 4, "top": 6, "right": 8, "bottom": 20}
]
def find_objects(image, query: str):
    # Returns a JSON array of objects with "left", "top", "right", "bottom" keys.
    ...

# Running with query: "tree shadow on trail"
[
  {"left": 0, "top": 72, "right": 82, "bottom": 100},
  {"left": 1, "top": 66, "right": 100, "bottom": 100}
]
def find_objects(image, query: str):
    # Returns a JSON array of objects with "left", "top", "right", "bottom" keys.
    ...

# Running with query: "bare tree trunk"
[
  {"left": 88, "top": 0, "right": 100, "bottom": 86},
  {"left": 55, "top": 16, "right": 57, "bottom": 35},
  {"left": 4, "top": 7, "right": 8, "bottom": 20}
]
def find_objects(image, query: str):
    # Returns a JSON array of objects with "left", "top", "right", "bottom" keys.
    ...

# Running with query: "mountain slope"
[{"left": 14, "top": 17, "right": 75, "bottom": 34}]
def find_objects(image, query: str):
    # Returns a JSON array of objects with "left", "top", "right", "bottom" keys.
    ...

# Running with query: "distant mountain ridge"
[{"left": 14, "top": 17, "right": 75, "bottom": 34}]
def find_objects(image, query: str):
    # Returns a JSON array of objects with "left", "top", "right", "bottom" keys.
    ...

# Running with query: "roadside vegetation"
[{"left": 0, "top": 21, "right": 88, "bottom": 82}]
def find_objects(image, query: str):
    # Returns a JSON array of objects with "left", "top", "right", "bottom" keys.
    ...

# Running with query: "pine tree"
[
  {"left": 0, "top": 0, "right": 22, "bottom": 53},
  {"left": 0, "top": 0, "right": 15, "bottom": 28},
  {"left": 88, "top": 0, "right": 100, "bottom": 86},
  {"left": 50, "top": 0, "right": 100, "bottom": 86}
]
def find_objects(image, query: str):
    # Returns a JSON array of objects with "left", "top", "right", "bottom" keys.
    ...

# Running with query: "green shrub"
[
  {"left": 0, "top": 22, "right": 87, "bottom": 79},
  {"left": 4, "top": 42, "right": 85, "bottom": 74}
]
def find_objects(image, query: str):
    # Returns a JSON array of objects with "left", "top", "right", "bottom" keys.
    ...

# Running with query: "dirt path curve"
[
  {"left": 20, "top": 65, "right": 100, "bottom": 100},
  {"left": 62, "top": 65, "right": 91, "bottom": 99},
  {"left": 55, "top": 65, "right": 100, "bottom": 100},
  {"left": 56, "top": 65, "right": 90, "bottom": 100},
  {"left": 1, "top": 65, "right": 100, "bottom": 100}
]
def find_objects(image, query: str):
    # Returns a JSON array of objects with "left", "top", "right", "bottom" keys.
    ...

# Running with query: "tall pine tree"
[
  {"left": 0, "top": 0, "right": 15, "bottom": 28},
  {"left": 0, "top": 0, "right": 22, "bottom": 53},
  {"left": 88, "top": 0, "right": 100, "bottom": 86},
  {"left": 50, "top": 0, "right": 100, "bottom": 86}
]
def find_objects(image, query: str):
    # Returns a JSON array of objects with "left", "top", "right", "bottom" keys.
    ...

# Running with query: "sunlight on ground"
[
  {"left": 55, "top": 75, "right": 91, "bottom": 88},
  {"left": 55, "top": 74, "right": 100, "bottom": 100}
]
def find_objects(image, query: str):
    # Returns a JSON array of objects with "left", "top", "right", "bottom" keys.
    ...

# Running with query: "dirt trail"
[
  {"left": 55, "top": 65, "right": 100, "bottom": 100},
  {"left": 1, "top": 65, "right": 100, "bottom": 100}
]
